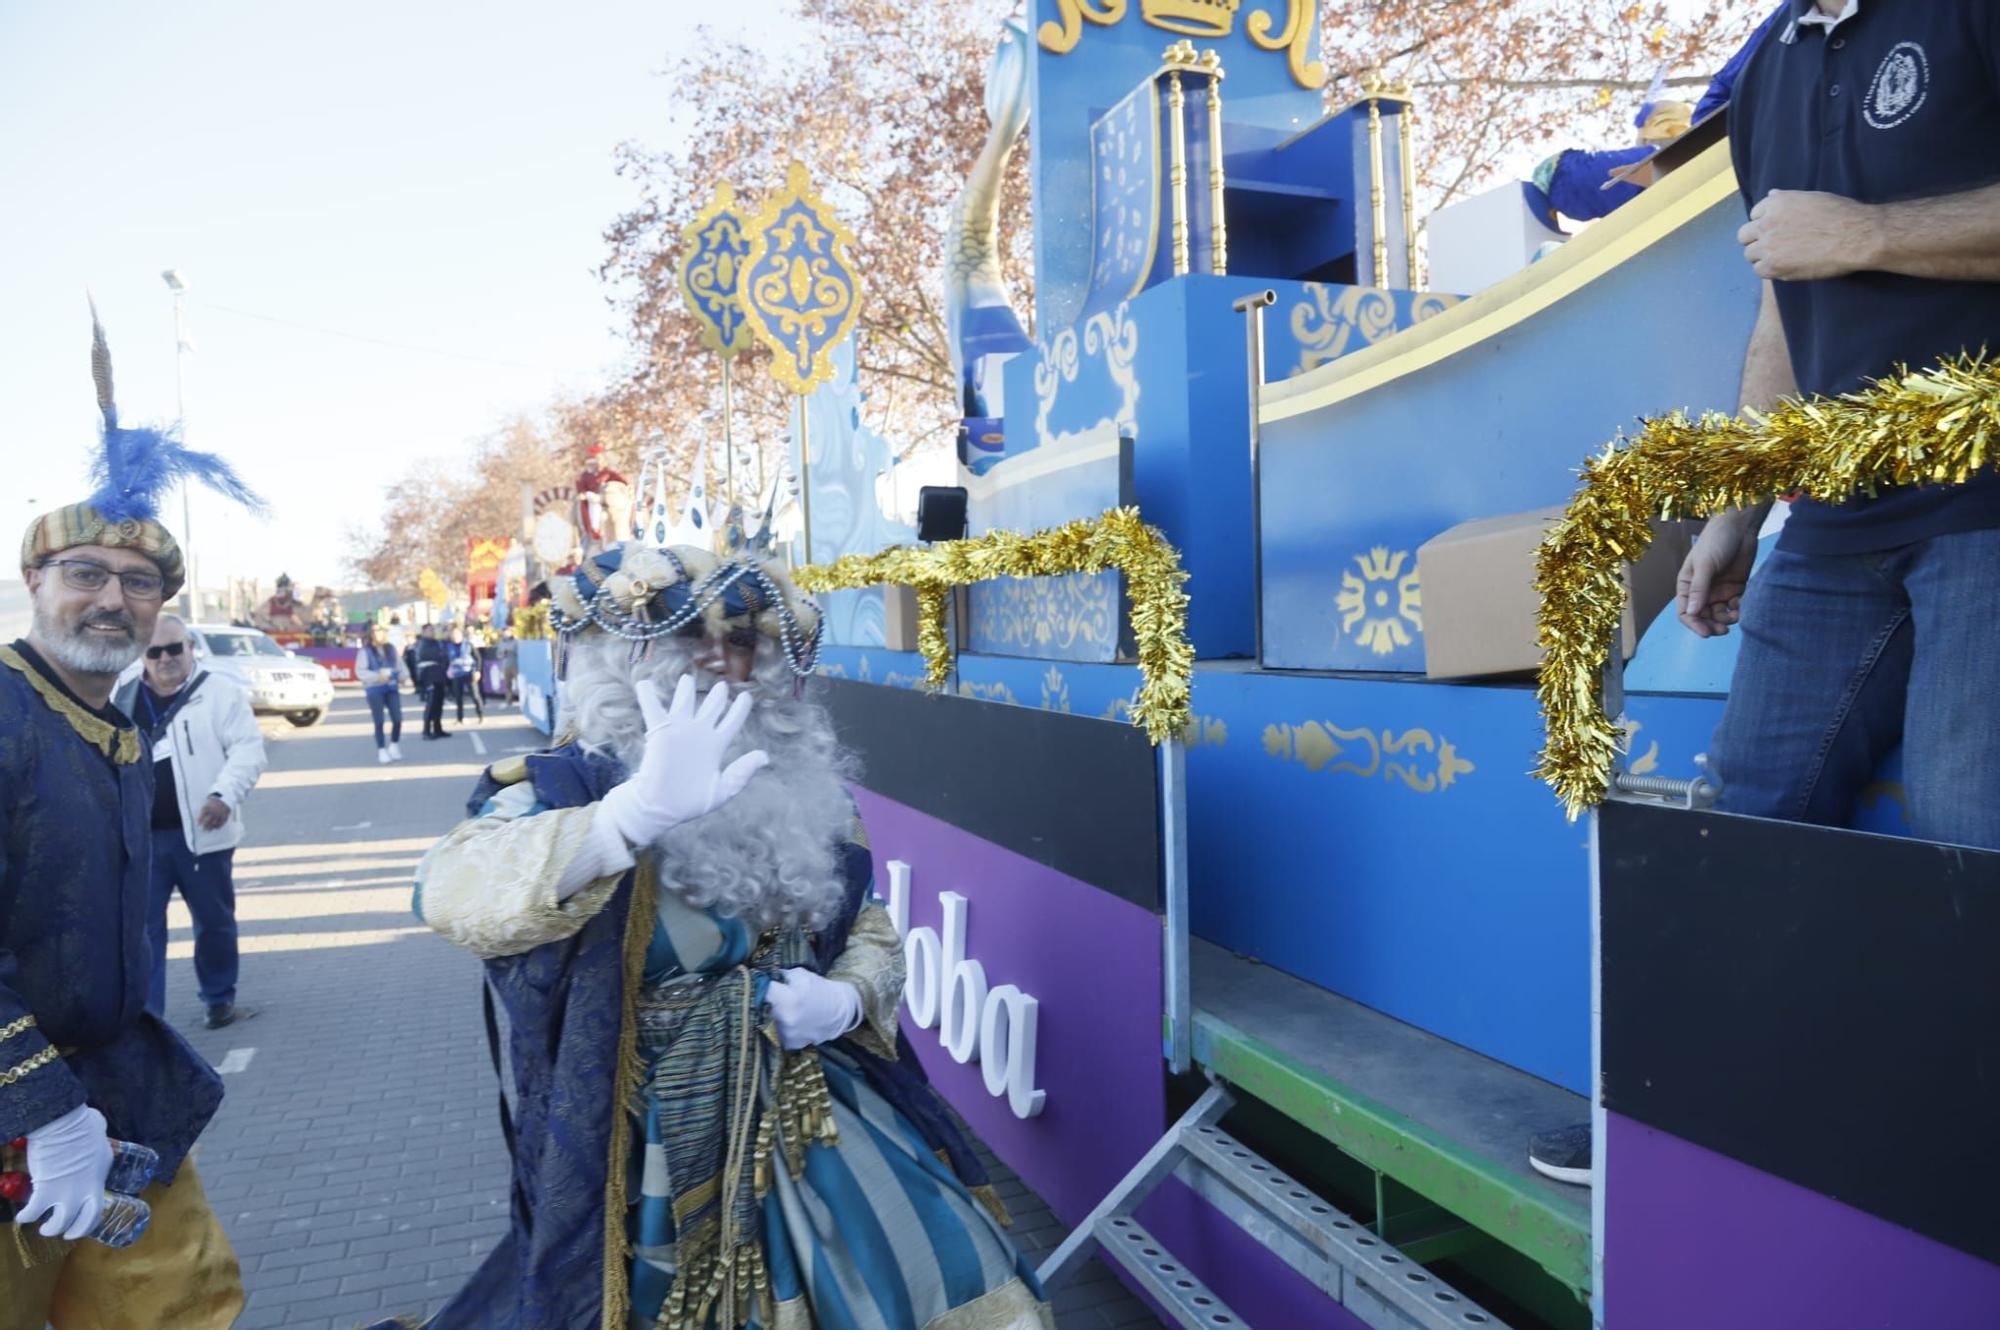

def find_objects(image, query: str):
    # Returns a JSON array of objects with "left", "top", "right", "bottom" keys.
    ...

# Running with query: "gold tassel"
[{"left": 1535, "top": 354, "right": 2000, "bottom": 816}]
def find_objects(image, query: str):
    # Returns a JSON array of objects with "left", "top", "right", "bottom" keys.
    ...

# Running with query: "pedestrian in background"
[
  {"left": 415, "top": 624, "right": 451, "bottom": 739},
  {"left": 400, "top": 621, "right": 420, "bottom": 698},
  {"left": 498, "top": 626, "right": 520, "bottom": 704},
  {"left": 355, "top": 622, "right": 405, "bottom": 764},
  {"left": 445, "top": 625, "right": 483, "bottom": 725},
  {"left": 115, "top": 615, "right": 268, "bottom": 1030}
]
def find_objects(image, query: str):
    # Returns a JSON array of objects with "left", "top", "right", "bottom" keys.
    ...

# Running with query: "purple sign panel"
[
  {"left": 853, "top": 787, "right": 1363, "bottom": 1329},
  {"left": 851, "top": 786, "right": 1166, "bottom": 1224},
  {"left": 1605, "top": 1113, "right": 2000, "bottom": 1329}
]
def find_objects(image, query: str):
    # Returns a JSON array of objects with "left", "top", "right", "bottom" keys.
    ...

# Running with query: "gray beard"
[
  {"left": 563, "top": 636, "right": 856, "bottom": 931},
  {"left": 32, "top": 600, "right": 143, "bottom": 677}
]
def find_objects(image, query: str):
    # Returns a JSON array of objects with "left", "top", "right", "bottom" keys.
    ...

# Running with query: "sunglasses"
[{"left": 145, "top": 642, "right": 187, "bottom": 660}]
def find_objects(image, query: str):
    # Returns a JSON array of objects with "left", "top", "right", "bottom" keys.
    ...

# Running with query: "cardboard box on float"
[{"left": 1418, "top": 506, "right": 1695, "bottom": 680}]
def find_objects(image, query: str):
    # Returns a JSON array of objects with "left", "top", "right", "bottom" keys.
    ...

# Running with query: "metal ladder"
[{"left": 1036, "top": 1083, "right": 1514, "bottom": 1330}]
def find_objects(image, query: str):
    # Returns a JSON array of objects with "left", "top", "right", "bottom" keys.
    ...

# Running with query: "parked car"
[{"left": 189, "top": 624, "right": 335, "bottom": 727}]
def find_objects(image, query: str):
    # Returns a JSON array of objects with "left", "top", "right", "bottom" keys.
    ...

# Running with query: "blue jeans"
[
  {"left": 148, "top": 830, "right": 240, "bottom": 1014},
  {"left": 365, "top": 684, "right": 403, "bottom": 748},
  {"left": 1710, "top": 528, "right": 2000, "bottom": 851}
]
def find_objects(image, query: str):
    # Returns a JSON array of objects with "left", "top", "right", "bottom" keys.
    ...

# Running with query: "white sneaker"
[
  {"left": 378, "top": 748, "right": 392, "bottom": 765},
  {"left": 388, "top": 742, "right": 404, "bottom": 762}
]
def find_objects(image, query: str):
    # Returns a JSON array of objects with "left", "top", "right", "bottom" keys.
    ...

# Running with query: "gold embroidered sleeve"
[
  {"left": 414, "top": 785, "right": 624, "bottom": 960},
  {"left": 827, "top": 902, "right": 904, "bottom": 1060}
]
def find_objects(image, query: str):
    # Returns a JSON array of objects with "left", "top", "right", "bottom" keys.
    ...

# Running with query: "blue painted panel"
[
  {"left": 813, "top": 645, "right": 934, "bottom": 691},
  {"left": 518, "top": 638, "right": 556, "bottom": 735},
  {"left": 1259, "top": 192, "right": 1762, "bottom": 671},
  {"left": 1184, "top": 669, "right": 1589, "bottom": 1092},
  {"left": 975, "top": 266, "right": 1443, "bottom": 663},
  {"left": 918, "top": 652, "right": 1593, "bottom": 1089},
  {"left": 1027, "top": 0, "right": 1323, "bottom": 330}
]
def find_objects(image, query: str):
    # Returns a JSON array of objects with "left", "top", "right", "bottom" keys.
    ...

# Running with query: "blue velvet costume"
[
  {"left": 0, "top": 641, "right": 223, "bottom": 1175},
  {"left": 388, "top": 743, "right": 1032, "bottom": 1330}
]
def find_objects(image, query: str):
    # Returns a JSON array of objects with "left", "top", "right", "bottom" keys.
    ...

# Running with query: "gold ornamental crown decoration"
[
  {"left": 1535, "top": 354, "right": 2000, "bottom": 817},
  {"left": 1038, "top": 0, "right": 1325, "bottom": 89},
  {"left": 1143, "top": 0, "right": 1239, "bottom": 38},
  {"left": 797, "top": 507, "right": 1194, "bottom": 745},
  {"left": 738, "top": 162, "right": 864, "bottom": 396}
]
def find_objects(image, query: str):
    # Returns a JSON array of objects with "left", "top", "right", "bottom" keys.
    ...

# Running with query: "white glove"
[
  {"left": 16, "top": 1104, "right": 112, "bottom": 1241},
  {"left": 599, "top": 677, "right": 769, "bottom": 851},
  {"left": 765, "top": 968, "right": 863, "bottom": 1050}
]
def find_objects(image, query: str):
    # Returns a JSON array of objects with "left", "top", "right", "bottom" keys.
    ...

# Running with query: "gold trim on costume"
[
  {"left": 0, "top": 1014, "right": 35, "bottom": 1044},
  {"left": 0, "top": 1045, "right": 61, "bottom": 1088},
  {"left": 0, "top": 645, "right": 141, "bottom": 764},
  {"left": 599, "top": 860, "right": 658, "bottom": 1330},
  {"left": 924, "top": 1275, "right": 1057, "bottom": 1330},
  {"left": 1261, "top": 138, "right": 1740, "bottom": 423},
  {"left": 486, "top": 754, "right": 529, "bottom": 786}
]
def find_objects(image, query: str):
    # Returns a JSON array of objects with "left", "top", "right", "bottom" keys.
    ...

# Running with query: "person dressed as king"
[{"left": 384, "top": 541, "right": 1051, "bottom": 1330}]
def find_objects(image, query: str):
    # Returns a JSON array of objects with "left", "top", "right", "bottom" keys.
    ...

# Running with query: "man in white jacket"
[{"left": 114, "top": 615, "right": 268, "bottom": 1029}]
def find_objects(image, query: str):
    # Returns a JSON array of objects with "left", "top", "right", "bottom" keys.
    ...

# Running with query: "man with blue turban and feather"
[
  {"left": 376, "top": 538, "right": 1051, "bottom": 1330},
  {"left": 0, "top": 309, "right": 258, "bottom": 1327}
]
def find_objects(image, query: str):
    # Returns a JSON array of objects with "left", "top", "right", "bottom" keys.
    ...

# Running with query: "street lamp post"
[{"left": 162, "top": 269, "right": 196, "bottom": 616}]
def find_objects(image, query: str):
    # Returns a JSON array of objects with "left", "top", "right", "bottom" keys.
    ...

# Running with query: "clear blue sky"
[{"left": 0, "top": 0, "right": 787, "bottom": 591}]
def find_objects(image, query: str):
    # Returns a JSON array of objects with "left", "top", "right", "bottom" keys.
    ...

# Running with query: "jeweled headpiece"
[{"left": 548, "top": 541, "right": 820, "bottom": 677}]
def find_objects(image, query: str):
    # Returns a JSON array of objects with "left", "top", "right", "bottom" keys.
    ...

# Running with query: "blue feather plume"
[{"left": 83, "top": 305, "right": 266, "bottom": 524}]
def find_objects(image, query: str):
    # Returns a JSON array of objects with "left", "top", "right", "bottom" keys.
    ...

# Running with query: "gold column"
[
  {"left": 1168, "top": 67, "right": 1190, "bottom": 277},
  {"left": 1396, "top": 87, "right": 1418, "bottom": 288},
  {"left": 1204, "top": 51, "right": 1227, "bottom": 275},
  {"left": 1366, "top": 93, "right": 1388, "bottom": 289}
]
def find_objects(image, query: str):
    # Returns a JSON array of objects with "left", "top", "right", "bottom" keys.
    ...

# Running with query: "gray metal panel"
[{"left": 1192, "top": 937, "right": 1589, "bottom": 1219}]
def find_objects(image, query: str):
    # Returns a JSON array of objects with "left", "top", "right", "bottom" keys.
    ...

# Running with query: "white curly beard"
[{"left": 560, "top": 633, "right": 856, "bottom": 931}]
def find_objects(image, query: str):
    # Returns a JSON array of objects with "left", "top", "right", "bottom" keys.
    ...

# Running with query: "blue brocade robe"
[
  {"left": 389, "top": 743, "right": 1048, "bottom": 1330},
  {"left": 0, "top": 643, "right": 223, "bottom": 1174}
]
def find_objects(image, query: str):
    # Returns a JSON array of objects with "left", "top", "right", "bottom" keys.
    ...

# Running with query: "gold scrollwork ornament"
[
  {"left": 1246, "top": 0, "right": 1326, "bottom": 89},
  {"left": 1039, "top": 0, "right": 1128, "bottom": 54}
]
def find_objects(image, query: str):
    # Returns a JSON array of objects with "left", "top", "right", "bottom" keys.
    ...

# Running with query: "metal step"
[
  {"left": 1038, "top": 1083, "right": 1513, "bottom": 1330},
  {"left": 1095, "top": 1216, "right": 1248, "bottom": 1330}
]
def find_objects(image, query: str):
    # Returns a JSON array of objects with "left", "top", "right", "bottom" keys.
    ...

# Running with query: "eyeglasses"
[
  {"left": 145, "top": 641, "right": 187, "bottom": 660},
  {"left": 42, "top": 559, "right": 165, "bottom": 601}
]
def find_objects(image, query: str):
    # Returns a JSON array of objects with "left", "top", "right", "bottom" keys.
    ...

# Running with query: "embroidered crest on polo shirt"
[{"left": 1864, "top": 42, "right": 1929, "bottom": 129}]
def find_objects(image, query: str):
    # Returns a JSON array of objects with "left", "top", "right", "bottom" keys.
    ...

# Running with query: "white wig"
[{"left": 559, "top": 631, "right": 856, "bottom": 931}]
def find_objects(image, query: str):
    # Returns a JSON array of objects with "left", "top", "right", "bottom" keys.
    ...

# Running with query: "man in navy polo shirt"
[
  {"left": 1680, "top": 0, "right": 2000, "bottom": 850},
  {"left": 1534, "top": 0, "right": 2000, "bottom": 1191}
]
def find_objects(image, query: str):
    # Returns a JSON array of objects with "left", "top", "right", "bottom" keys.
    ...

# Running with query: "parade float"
[{"left": 516, "top": 4, "right": 2000, "bottom": 1326}]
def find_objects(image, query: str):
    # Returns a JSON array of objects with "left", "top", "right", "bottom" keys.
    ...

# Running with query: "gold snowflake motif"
[{"left": 1335, "top": 547, "right": 1422, "bottom": 656}]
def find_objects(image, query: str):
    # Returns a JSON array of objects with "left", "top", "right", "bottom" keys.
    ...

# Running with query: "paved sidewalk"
[{"left": 159, "top": 691, "right": 1160, "bottom": 1329}]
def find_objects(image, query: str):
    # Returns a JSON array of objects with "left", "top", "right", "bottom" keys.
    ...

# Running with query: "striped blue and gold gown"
[{"left": 628, "top": 886, "right": 1052, "bottom": 1330}]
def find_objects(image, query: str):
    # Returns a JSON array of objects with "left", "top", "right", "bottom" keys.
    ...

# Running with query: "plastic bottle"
[{"left": 0, "top": 1135, "right": 159, "bottom": 1247}]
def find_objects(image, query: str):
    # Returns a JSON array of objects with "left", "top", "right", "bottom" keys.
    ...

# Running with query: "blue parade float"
[{"left": 525, "top": 4, "right": 2000, "bottom": 1326}]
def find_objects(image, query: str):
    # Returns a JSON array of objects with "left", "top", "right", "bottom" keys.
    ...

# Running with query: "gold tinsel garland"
[
  {"left": 796, "top": 507, "right": 1194, "bottom": 744},
  {"left": 1536, "top": 354, "right": 2000, "bottom": 817}
]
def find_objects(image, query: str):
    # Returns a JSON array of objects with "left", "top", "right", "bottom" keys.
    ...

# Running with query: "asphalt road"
[{"left": 159, "top": 689, "right": 1160, "bottom": 1330}]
